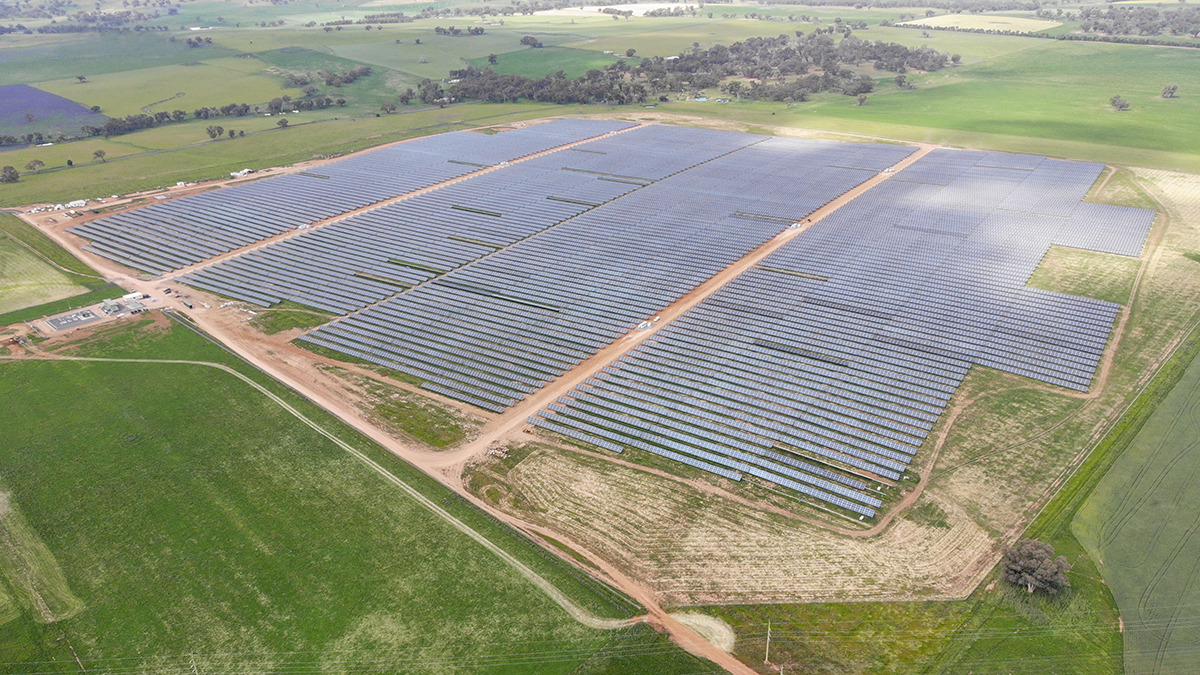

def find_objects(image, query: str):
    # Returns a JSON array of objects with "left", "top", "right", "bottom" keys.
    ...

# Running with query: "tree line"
[
  {"left": 430, "top": 30, "right": 953, "bottom": 107},
  {"left": 1071, "top": 5, "right": 1200, "bottom": 38},
  {"left": 763, "top": 0, "right": 1036, "bottom": 9},
  {"left": 893, "top": 20, "right": 1200, "bottom": 48}
]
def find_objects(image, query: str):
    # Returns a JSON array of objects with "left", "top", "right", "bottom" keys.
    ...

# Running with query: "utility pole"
[{"left": 764, "top": 619, "right": 771, "bottom": 665}]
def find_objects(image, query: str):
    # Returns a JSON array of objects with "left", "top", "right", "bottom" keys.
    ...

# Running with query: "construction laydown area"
[{"left": 68, "top": 119, "right": 1155, "bottom": 520}]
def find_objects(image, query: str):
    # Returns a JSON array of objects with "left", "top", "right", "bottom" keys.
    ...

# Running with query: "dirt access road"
[{"left": 15, "top": 126, "right": 930, "bottom": 674}]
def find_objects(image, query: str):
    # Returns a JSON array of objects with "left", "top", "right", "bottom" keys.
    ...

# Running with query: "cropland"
[{"left": 4, "top": 0, "right": 1200, "bottom": 671}]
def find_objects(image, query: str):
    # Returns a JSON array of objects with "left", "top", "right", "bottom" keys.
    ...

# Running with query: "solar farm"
[{"left": 67, "top": 119, "right": 1156, "bottom": 520}]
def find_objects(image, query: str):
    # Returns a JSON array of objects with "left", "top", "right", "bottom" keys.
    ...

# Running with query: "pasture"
[
  {"left": 0, "top": 33, "right": 241, "bottom": 86},
  {"left": 470, "top": 46, "right": 629, "bottom": 78},
  {"left": 36, "top": 58, "right": 294, "bottom": 118},
  {"left": 0, "top": 232, "right": 88, "bottom": 315},
  {"left": 0, "top": 319, "right": 717, "bottom": 673},
  {"left": 0, "top": 214, "right": 115, "bottom": 325},
  {"left": 672, "top": 38, "right": 1200, "bottom": 172}
]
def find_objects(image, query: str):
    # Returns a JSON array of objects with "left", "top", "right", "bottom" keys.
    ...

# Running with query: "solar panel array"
[
  {"left": 82, "top": 118, "right": 1155, "bottom": 513},
  {"left": 533, "top": 148, "right": 1154, "bottom": 517},
  {"left": 66, "top": 119, "right": 635, "bottom": 275},
  {"left": 300, "top": 134, "right": 917, "bottom": 413},
  {"left": 174, "top": 160, "right": 646, "bottom": 313},
  {"left": 172, "top": 125, "right": 777, "bottom": 313}
]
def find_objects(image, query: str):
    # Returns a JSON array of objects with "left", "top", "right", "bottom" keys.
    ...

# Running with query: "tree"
[
  {"left": 205, "top": 125, "right": 224, "bottom": 139},
  {"left": 335, "top": 98, "right": 347, "bottom": 106},
  {"left": 76, "top": 75, "right": 88, "bottom": 83},
  {"left": 25, "top": 159, "right": 44, "bottom": 172},
  {"left": 92, "top": 149, "right": 106, "bottom": 162},
  {"left": 66, "top": 159, "right": 73, "bottom": 167},
  {"left": 1003, "top": 539, "right": 1071, "bottom": 595},
  {"left": 90, "top": 105, "right": 101, "bottom": 113},
  {"left": 228, "top": 129, "right": 237, "bottom": 139},
  {"left": 1162, "top": 84, "right": 1179, "bottom": 98},
  {"left": 519, "top": 35, "right": 543, "bottom": 48},
  {"left": 381, "top": 102, "right": 397, "bottom": 114},
  {"left": 487, "top": 53, "right": 498, "bottom": 65},
  {"left": 843, "top": 74, "right": 875, "bottom": 96},
  {"left": 276, "top": 118, "right": 290, "bottom": 129},
  {"left": 625, "top": 48, "right": 636, "bottom": 57},
  {"left": 856, "top": 94, "right": 868, "bottom": 106},
  {"left": 0, "top": 166, "right": 18, "bottom": 183},
  {"left": 894, "top": 74, "right": 908, "bottom": 89},
  {"left": 1110, "top": 94, "right": 1131, "bottom": 111},
  {"left": 951, "top": 53, "right": 961, "bottom": 64}
]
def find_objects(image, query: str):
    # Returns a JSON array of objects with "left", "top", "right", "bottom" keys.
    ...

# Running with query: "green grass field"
[
  {"left": 1074, "top": 334, "right": 1200, "bottom": 675},
  {"left": 0, "top": 233, "right": 88, "bottom": 315},
  {"left": 1027, "top": 246, "right": 1143, "bottom": 305},
  {"left": 0, "top": 318, "right": 719, "bottom": 673},
  {"left": 37, "top": 57, "right": 294, "bottom": 118},
  {"left": 0, "top": 214, "right": 118, "bottom": 324},
  {"left": 0, "top": 33, "right": 242, "bottom": 86},
  {"left": 470, "top": 46, "right": 628, "bottom": 78}
]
